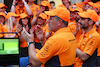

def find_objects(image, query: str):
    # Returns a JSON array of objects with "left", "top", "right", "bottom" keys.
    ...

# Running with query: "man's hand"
[
  {"left": 22, "top": 27, "right": 34, "bottom": 42},
  {"left": 35, "top": 25, "right": 45, "bottom": 41}
]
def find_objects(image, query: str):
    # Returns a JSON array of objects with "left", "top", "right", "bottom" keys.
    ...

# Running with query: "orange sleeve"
[
  {"left": 2, "top": 25, "right": 8, "bottom": 36},
  {"left": 83, "top": 37, "right": 98, "bottom": 56},
  {"left": 20, "top": 40, "right": 27, "bottom": 48},
  {"left": 97, "top": 37, "right": 100, "bottom": 56},
  {"left": 0, "top": 25, "right": 3, "bottom": 37},
  {"left": 36, "top": 38, "right": 58, "bottom": 64}
]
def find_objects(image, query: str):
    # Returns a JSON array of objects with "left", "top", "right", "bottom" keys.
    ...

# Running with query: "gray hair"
[{"left": 55, "top": 16, "right": 68, "bottom": 26}]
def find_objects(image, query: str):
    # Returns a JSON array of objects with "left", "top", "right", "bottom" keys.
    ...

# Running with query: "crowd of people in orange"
[{"left": 0, "top": 0, "right": 100, "bottom": 67}]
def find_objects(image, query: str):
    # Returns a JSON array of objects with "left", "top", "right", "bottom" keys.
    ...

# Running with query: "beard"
[{"left": 80, "top": 23, "right": 88, "bottom": 29}]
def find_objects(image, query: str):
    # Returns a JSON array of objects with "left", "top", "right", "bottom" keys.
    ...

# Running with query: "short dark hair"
[
  {"left": 45, "top": 6, "right": 49, "bottom": 11},
  {"left": 55, "top": 16, "right": 68, "bottom": 26},
  {"left": 50, "top": 1, "right": 55, "bottom": 5}
]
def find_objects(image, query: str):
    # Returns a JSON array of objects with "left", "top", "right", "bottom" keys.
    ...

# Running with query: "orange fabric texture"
[
  {"left": 15, "top": 5, "right": 27, "bottom": 15},
  {"left": 0, "top": 3, "right": 7, "bottom": 8},
  {"left": 68, "top": 20, "right": 76, "bottom": 33},
  {"left": 78, "top": 9, "right": 98, "bottom": 22},
  {"left": 40, "top": 1, "right": 50, "bottom": 8},
  {"left": 20, "top": 40, "right": 27, "bottom": 48},
  {"left": 0, "top": 24, "right": 3, "bottom": 37},
  {"left": 45, "top": 7, "right": 70, "bottom": 22},
  {"left": 75, "top": 28, "right": 100, "bottom": 67},
  {"left": 77, "top": 2, "right": 84, "bottom": 9},
  {"left": 39, "top": 13, "right": 48, "bottom": 20},
  {"left": 20, "top": 13, "right": 29, "bottom": 18},
  {"left": 28, "top": 3, "right": 40, "bottom": 18},
  {"left": 75, "top": 28, "right": 82, "bottom": 43},
  {"left": 69, "top": 7, "right": 83, "bottom": 13},
  {"left": 6, "top": 12, "right": 20, "bottom": 19},
  {"left": 2, "top": 25, "right": 17, "bottom": 37},
  {"left": 0, "top": 12, "right": 6, "bottom": 18},
  {"left": 36, "top": 27, "right": 77, "bottom": 66}
]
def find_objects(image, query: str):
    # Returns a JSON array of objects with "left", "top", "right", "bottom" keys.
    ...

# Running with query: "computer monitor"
[{"left": 0, "top": 38, "right": 19, "bottom": 66}]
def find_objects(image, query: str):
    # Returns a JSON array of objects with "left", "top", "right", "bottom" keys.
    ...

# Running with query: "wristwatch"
[{"left": 27, "top": 42, "right": 35, "bottom": 47}]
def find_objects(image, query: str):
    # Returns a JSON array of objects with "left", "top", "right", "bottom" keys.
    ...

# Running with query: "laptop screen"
[
  {"left": 0, "top": 38, "right": 19, "bottom": 65},
  {"left": 0, "top": 38, "right": 19, "bottom": 55}
]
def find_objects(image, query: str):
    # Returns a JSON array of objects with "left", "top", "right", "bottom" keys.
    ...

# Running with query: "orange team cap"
[
  {"left": 0, "top": 3, "right": 7, "bottom": 8},
  {"left": 40, "top": 1, "right": 50, "bottom": 8},
  {"left": 20, "top": 13, "right": 30, "bottom": 18},
  {"left": 78, "top": 9, "right": 98, "bottom": 22},
  {"left": 38, "top": 13, "right": 47, "bottom": 20},
  {"left": 69, "top": 7, "right": 83, "bottom": 13},
  {"left": 88, "top": 2, "right": 94, "bottom": 6},
  {"left": 6, "top": 12, "right": 20, "bottom": 19},
  {"left": 96, "top": 1, "right": 100, "bottom": 4},
  {"left": 0, "top": 12, "right": 6, "bottom": 18},
  {"left": 45, "top": 7, "right": 70, "bottom": 22}
]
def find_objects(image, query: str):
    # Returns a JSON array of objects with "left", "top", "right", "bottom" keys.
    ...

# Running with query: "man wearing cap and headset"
[
  {"left": 74, "top": 9, "right": 100, "bottom": 67},
  {"left": 21, "top": 7, "right": 77, "bottom": 67}
]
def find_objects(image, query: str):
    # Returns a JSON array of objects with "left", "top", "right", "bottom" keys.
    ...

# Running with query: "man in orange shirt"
[
  {"left": 75, "top": 9, "right": 100, "bottom": 67},
  {"left": 22, "top": 7, "right": 77, "bottom": 67}
]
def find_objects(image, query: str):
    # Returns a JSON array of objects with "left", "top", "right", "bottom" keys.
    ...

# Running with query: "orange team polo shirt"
[
  {"left": 36, "top": 27, "right": 77, "bottom": 67},
  {"left": 28, "top": 3, "right": 40, "bottom": 18},
  {"left": 68, "top": 20, "right": 76, "bottom": 33},
  {"left": 75, "top": 28, "right": 83, "bottom": 43},
  {"left": 77, "top": 2, "right": 85, "bottom": 9},
  {"left": 15, "top": 5, "right": 27, "bottom": 15},
  {"left": 97, "top": 16, "right": 100, "bottom": 34},
  {"left": 74, "top": 28, "right": 100, "bottom": 67},
  {"left": 0, "top": 24, "right": 3, "bottom": 37},
  {"left": 2, "top": 25, "right": 17, "bottom": 37}
]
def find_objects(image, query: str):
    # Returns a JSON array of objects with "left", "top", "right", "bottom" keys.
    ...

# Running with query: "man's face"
[
  {"left": 74, "top": 12, "right": 80, "bottom": 21},
  {"left": 79, "top": 17, "right": 89, "bottom": 29},
  {"left": 48, "top": 16, "right": 59, "bottom": 32}
]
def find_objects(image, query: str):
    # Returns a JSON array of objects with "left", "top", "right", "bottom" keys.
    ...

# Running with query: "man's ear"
[
  {"left": 89, "top": 20, "right": 93, "bottom": 26},
  {"left": 58, "top": 19, "right": 63, "bottom": 26}
]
